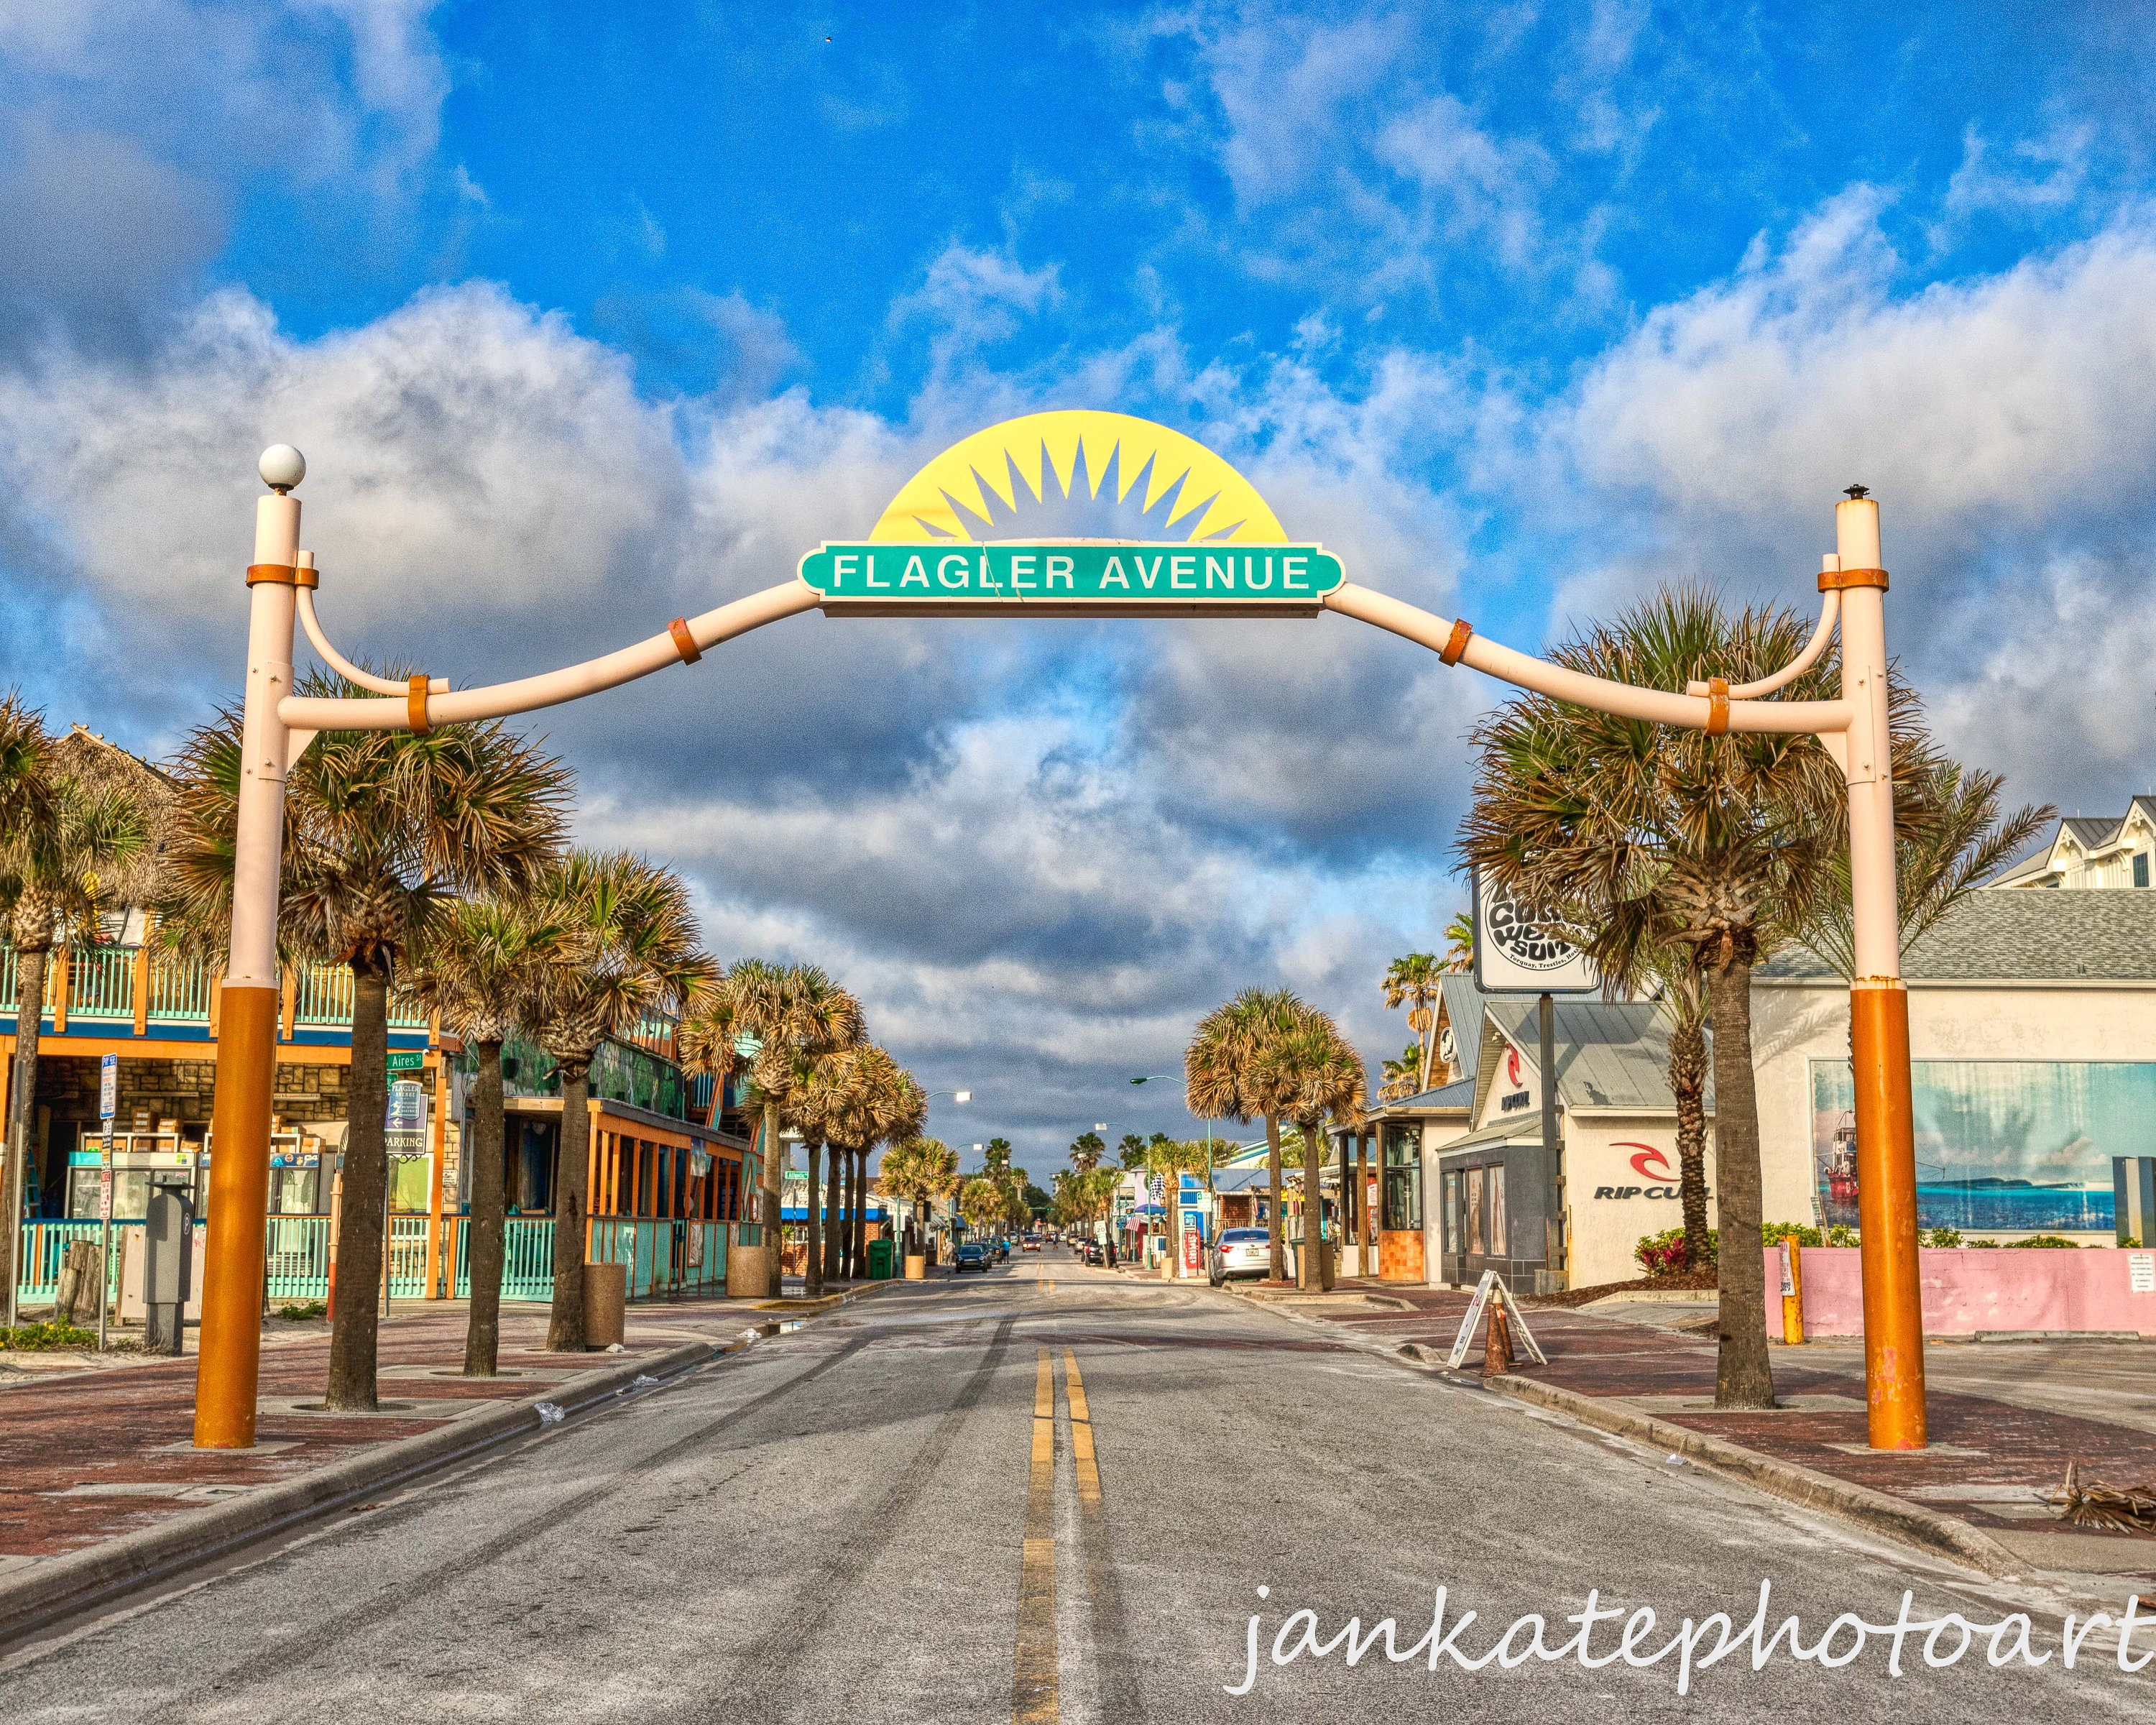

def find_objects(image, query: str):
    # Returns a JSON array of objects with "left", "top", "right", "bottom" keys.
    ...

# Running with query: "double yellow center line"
[{"left": 1012, "top": 1346, "right": 1102, "bottom": 1724}]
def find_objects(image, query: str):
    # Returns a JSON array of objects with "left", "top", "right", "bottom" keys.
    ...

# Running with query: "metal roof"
[
  {"left": 1475, "top": 998, "right": 1701, "bottom": 1116},
  {"left": 1761, "top": 888, "right": 2156, "bottom": 983},
  {"left": 1370, "top": 1076, "right": 1477, "bottom": 1114}
]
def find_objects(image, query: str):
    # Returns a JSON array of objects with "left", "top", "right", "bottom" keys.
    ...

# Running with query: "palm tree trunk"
[
  {"left": 1668, "top": 1019, "right": 1713, "bottom": 1274},
  {"left": 852, "top": 1148, "right": 869, "bottom": 1278},
  {"left": 328, "top": 957, "right": 392, "bottom": 1409},
  {"left": 803, "top": 1139, "right": 826, "bottom": 1297},
  {"left": 462, "top": 1039, "right": 507, "bottom": 1376},
  {"left": 1707, "top": 949, "right": 1775, "bottom": 1409},
  {"left": 1265, "top": 1114, "right": 1284, "bottom": 1283},
  {"left": 839, "top": 1146, "right": 857, "bottom": 1279},
  {"left": 760, "top": 1100, "right": 783, "bottom": 1295},
  {"left": 544, "top": 1054, "right": 594, "bottom": 1352},
  {"left": 1297, "top": 1129, "right": 1316, "bottom": 1291},
  {"left": 836, "top": 1142, "right": 851, "bottom": 1280},
  {"left": 823, "top": 1141, "right": 844, "bottom": 1284},
  {"left": 1, "top": 941, "right": 51, "bottom": 1326}
]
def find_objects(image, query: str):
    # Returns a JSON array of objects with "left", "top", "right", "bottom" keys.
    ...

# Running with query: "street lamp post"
[
  {"left": 1129, "top": 1074, "right": 1215, "bottom": 1279},
  {"left": 193, "top": 459, "right": 1922, "bottom": 1451}
]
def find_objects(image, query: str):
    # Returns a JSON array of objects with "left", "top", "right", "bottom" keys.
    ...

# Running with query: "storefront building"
[{"left": 1754, "top": 890, "right": 2156, "bottom": 1246}]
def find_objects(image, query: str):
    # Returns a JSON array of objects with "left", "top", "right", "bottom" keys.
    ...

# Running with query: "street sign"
[
  {"left": 1471, "top": 867, "right": 1599, "bottom": 993},
  {"left": 98, "top": 1052, "right": 117, "bottom": 1123},
  {"left": 384, "top": 1078, "right": 428, "bottom": 1155},
  {"left": 386, "top": 1049, "right": 425, "bottom": 1072},
  {"left": 800, "top": 542, "right": 1343, "bottom": 616}
]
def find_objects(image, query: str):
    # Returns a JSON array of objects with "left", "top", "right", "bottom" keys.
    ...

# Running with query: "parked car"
[
  {"left": 952, "top": 1242, "right": 990, "bottom": 1274},
  {"left": 1021, "top": 1236, "right": 1042, "bottom": 1252},
  {"left": 1079, "top": 1239, "right": 1104, "bottom": 1266},
  {"left": 1208, "top": 1227, "right": 1272, "bottom": 1286}
]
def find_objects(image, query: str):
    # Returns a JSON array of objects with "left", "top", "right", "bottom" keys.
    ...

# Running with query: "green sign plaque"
[{"left": 798, "top": 541, "right": 1344, "bottom": 617}]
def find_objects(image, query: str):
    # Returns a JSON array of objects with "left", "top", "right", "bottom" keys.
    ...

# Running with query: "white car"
[{"left": 1207, "top": 1227, "right": 1272, "bottom": 1286}]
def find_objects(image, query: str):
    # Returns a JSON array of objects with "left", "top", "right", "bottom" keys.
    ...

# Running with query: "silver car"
[{"left": 1208, "top": 1227, "right": 1272, "bottom": 1286}]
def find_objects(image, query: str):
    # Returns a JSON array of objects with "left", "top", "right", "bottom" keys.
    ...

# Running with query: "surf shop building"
[{"left": 1366, "top": 891, "right": 2156, "bottom": 1294}]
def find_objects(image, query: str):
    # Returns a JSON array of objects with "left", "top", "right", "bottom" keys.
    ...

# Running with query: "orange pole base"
[
  {"left": 194, "top": 984, "right": 278, "bottom": 1448},
  {"left": 1851, "top": 981, "right": 1927, "bottom": 1449}
]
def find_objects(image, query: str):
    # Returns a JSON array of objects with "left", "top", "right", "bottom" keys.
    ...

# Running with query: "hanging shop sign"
[{"left": 1471, "top": 866, "right": 1600, "bottom": 993}]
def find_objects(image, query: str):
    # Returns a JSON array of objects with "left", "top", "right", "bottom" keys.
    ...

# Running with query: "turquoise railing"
[
  {"left": 449, "top": 1217, "right": 557, "bottom": 1302},
  {"left": 67, "top": 948, "right": 135, "bottom": 1020},
  {"left": 17, "top": 1213, "right": 727, "bottom": 1308}
]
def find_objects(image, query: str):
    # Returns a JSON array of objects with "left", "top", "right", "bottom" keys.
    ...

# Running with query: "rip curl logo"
[
  {"left": 1622, "top": 1143, "right": 1672, "bottom": 1181},
  {"left": 1506, "top": 1048, "right": 1522, "bottom": 1087}
]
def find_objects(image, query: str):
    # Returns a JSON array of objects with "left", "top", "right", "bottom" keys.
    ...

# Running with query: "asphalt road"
[{"left": 3, "top": 1250, "right": 2150, "bottom": 1723}]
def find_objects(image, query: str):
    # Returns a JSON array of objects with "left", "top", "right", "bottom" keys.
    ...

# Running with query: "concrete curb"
[
  {"left": 0, "top": 1338, "right": 719, "bottom": 1645},
  {"left": 1483, "top": 1374, "right": 2027, "bottom": 1578}
]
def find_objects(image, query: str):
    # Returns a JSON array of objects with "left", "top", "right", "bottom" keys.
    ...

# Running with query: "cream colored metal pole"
[
  {"left": 195, "top": 447, "right": 304, "bottom": 1449},
  {"left": 1832, "top": 492, "right": 1926, "bottom": 1449}
]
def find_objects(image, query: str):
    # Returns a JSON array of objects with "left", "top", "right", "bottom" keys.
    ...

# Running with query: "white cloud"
[
  {"left": 1940, "top": 119, "right": 2093, "bottom": 226},
  {"left": 1539, "top": 191, "right": 2156, "bottom": 807}
]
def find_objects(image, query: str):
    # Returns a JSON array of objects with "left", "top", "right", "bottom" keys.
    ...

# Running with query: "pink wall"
[{"left": 1763, "top": 1245, "right": 2156, "bottom": 1337}]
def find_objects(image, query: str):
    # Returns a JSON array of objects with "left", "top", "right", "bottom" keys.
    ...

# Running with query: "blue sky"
[{"left": 4, "top": 1, "right": 2155, "bottom": 1167}]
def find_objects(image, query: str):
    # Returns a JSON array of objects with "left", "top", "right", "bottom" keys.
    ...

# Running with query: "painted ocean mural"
[{"left": 1809, "top": 1060, "right": 2142, "bottom": 1234}]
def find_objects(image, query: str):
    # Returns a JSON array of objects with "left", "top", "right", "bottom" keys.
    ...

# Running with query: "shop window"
[
  {"left": 1442, "top": 1170, "right": 1460, "bottom": 1252},
  {"left": 2137, "top": 852, "right": 2150, "bottom": 888},
  {"left": 1489, "top": 1167, "right": 1508, "bottom": 1259}
]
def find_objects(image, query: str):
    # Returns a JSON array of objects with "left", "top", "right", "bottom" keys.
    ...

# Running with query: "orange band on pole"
[
  {"left": 1705, "top": 676, "right": 1729, "bottom": 736},
  {"left": 1439, "top": 618, "right": 1473, "bottom": 666},
  {"left": 668, "top": 617, "right": 702, "bottom": 665},
  {"left": 244, "top": 564, "right": 298, "bottom": 586},
  {"left": 194, "top": 985, "right": 279, "bottom": 1448},
  {"left": 1819, "top": 566, "right": 1888, "bottom": 592},
  {"left": 1851, "top": 980, "right": 1927, "bottom": 1449},
  {"left": 407, "top": 673, "right": 431, "bottom": 735}
]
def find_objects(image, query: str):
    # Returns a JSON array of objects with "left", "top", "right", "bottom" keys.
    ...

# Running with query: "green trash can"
[{"left": 867, "top": 1238, "right": 895, "bottom": 1280}]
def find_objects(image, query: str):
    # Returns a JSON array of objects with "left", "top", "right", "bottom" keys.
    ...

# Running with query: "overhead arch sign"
[{"left": 799, "top": 409, "right": 1342, "bottom": 616}]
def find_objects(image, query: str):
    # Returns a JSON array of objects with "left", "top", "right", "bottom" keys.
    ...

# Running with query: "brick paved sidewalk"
[
  {"left": 0, "top": 1297, "right": 788, "bottom": 1577},
  {"left": 1304, "top": 1285, "right": 2156, "bottom": 1581}
]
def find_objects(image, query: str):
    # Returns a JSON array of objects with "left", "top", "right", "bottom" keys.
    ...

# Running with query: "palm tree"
[
  {"left": 408, "top": 894, "right": 566, "bottom": 1376},
  {"left": 1260, "top": 1018, "right": 1365, "bottom": 1289},
  {"left": 734, "top": 962, "right": 865, "bottom": 1292},
  {"left": 1458, "top": 586, "right": 1853, "bottom": 1410},
  {"left": 848, "top": 1049, "right": 924, "bottom": 1275},
  {"left": 525, "top": 851, "right": 714, "bottom": 1353},
  {"left": 1065, "top": 1130, "right": 1107, "bottom": 1255},
  {"left": 1442, "top": 911, "right": 1475, "bottom": 974},
  {"left": 676, "top": 973, "right": 751, "bottom": 1130},
  {"left": 1187, "top": 987, "right": 1315, "bottom": 1284},
  {"left": 785, "top": 1045, "right": 847, "bottom": 1296},
  {"left": 1381, "top": 953, "right": 1444, "bottom": 1091},
  {"left": 1143, "top": 1136, "right": 1211, "bottom": 1277},
  {"left": 1376, "top": 1041, "right": 1424, "bottom": 1103},
  {"left": 959, "top": 1175, "right": 1005, "bottom": 1235},
  {"left": 165, "top": 673, "right": 569, "bottom": 1408},
  {"left": 0, "top": 714, "right": 154, "bottom": 1322},
  {"left": 881, "top": 1136, "right": 959, "bottom": 1259}
]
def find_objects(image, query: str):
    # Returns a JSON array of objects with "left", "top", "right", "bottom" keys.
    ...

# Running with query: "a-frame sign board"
[{"left": 1445, "top": 1269, "right": 1548, "bottom": 1369}]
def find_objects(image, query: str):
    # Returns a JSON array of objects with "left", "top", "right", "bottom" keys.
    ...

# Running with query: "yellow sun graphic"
[{"left": 868, "top": 410, "right": 1286, "bottom": 543}]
